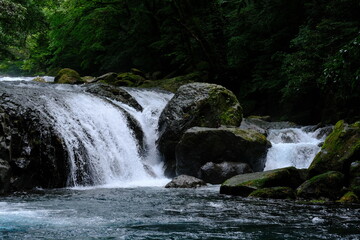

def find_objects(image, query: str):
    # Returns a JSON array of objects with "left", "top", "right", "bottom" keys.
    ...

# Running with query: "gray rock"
[
  {"left": 165, "top": 175, "right": 206, "bottom": 188},
  {"left": 158, "top": 83, "right": 243, "bottom": 177},
  {"left": 176, "top": 127, "right": 271, "bottom": 177},
  {"left": 199, "top": 162, "right": 253, "bottom": 184}
]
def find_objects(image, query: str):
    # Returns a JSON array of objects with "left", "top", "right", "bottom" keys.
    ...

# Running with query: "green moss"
[
  {"left": 54, "top": 68, "right": 83, "bottom": 84},
  {"left": 139, "top": 72, "right": 201, "bottom": 92},
  {"left": 117, "top": 72, "right": 145, "bottom": 85},
  {"left": 249, "top": 187, "right": 296, "bottom": 199},
  {"left": 297, "top": 171, "right": 344, "bottom": 200},
  {"left": 308, "top": 120, "right": 360, "bottom": 177},
  {"left": 338, "top": 191, "right": 359, "bottom": 203}
]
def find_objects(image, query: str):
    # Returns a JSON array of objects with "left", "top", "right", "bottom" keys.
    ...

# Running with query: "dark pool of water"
[{"left": 1, "top": 186, "right": 359, "bottom": 239}]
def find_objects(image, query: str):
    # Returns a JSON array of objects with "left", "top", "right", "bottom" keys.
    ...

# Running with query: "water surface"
[{"left": 1, "top": 186, "right": 359, "bottom": 239}]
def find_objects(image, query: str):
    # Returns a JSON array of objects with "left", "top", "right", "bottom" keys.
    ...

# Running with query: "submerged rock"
[
  {"left": 165, "top": 175, "right": 206, "bottom": 188},
  {"left": 220, "top": 167, "right": 304, "bottom": 197},
  {"left": 296, "top": 171, "right": 345, "bottom": 200},
  {"left": 54, "top": 68, "right": 83, "bottom": 84},
  {"left": 158, "top": 83, "right": 243, "bottom": 177},
  {"left": 176, "top": 127, "right": 270, "bottom": 177},
  {"left": 308, "top": 120, "right": 360, "bottom": 178},
  {"left": 199, "top": 162, "right": 253, "bottom": 184}
]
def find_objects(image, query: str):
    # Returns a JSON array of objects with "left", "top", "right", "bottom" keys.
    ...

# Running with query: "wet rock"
[
  {"left": 83, "top": 84, "right": 142, "bottom": 111},
  {"left": 249, "top": 187, "right": 296, "bottom": 200},
  {"left": 199, "top": 162, "right": 253, "bottom": 184},
  {"left": 165, "top": 175, "right": 206, "bottom": 188},
  {"left": 54, "top": 68, "right": 83, "bottom": 84},
  {"left": 0, "top": 83, "right": 69, "bottom": 193},
  {"left": 158, "top": 83, "right": 243, "bottom": 177},
  {"left": 240, "top": 118, "right": 298, "bottom": 136},
  {"left": 296, "top": 171, "right": 345, "bottom": 200},
  {"left": 220, "top": 167, "right": 304, "bottom": 197},
  {"left": 95, "top": 72, "right": 118, "bottom": 83},
  {"left": 176, "top": 127, "right": 270, "bottom": 177},
  {"left": 308, "top": 120, "right": 360, "bottom": 178}
]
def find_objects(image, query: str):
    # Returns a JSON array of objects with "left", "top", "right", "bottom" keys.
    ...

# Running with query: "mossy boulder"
[
  {"left": 220, "top": 167, "right": 304, "bottom": 197},
  {"left": 338, "top": 191, "right": 359, "bottom": 203},
  {"left": 139, "top": 72, "right": 202, "bottom": 93},
  {"left": 249, "top": 187, "right": 296, "bottom": 200},
  {"left": 308, "top": 120, "right": 360, "bottom": 178},
  {"left": 158, "top": 82, "right": 243, "bottom": 177},
  {"left": 176, "top": 127, "right": 270, "bottom": 177},
  {"left": 165, "top": 175, "right": 207, "bottom": 188},
  {"left": 296, "top": 171, "right": 345, "bottom": 200},
  {"left": 54, "top": 68, "right": 83, "bottom": 84},
  {"left": 117, "top": 72, "right": 145, "bottom": 85}
]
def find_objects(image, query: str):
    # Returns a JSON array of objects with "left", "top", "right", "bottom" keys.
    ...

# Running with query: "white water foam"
[
  {"left": 264, "top": 127, "right": 327, "bottom": 170},
  {"left": 41, "top": 87, "right": 173, "bottom": 188},
  {"left": 0, "top": 76, "right": 54, "bottom": 82}
]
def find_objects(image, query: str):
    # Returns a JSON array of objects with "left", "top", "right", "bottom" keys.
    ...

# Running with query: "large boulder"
[
  {"left": 296, "top": 171, "right": 345, "bottom": 200},
  {"left": 308, "top": 120, "right": 360, "bottom": 178},
  {"left": 165, "top": 175, "right": 206, "bottom": 188},
  {"left": 220, "top": 167, "right": 304, "bottom": 197},
  {"left": 54, "top": 68, "right": 83, "bottom": 84},
  {"left": 158, "top": 83, "right": 243, "bottom": 177},
  {"left": 0, "top": 83, "right": 69, "bottom": 193},
  {"left": 199, "top": 162, "right": 253, "bottom": 184},
  {"left": 176, "top": 127, "right": 270, "bottom": 177}
]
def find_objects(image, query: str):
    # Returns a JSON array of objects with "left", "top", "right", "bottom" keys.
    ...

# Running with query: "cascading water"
[
  {"left": 264, "top": 127, "right": 330, "bottom": 170},
  {"left": 1, "top": 79, "right": 173, "bottom": 188}
]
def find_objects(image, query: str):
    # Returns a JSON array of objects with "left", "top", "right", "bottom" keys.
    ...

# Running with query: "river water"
[{"left": 0, "top": 78, "right": 359, "bottom": 239}]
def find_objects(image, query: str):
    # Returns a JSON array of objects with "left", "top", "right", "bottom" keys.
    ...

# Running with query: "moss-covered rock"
[
  {"left": 338, "top": 191, "right": 359, "bottom": 203},
  {"left": 176, "top": 127, "right": 270, "bottom": 177},
  {"left": 308, "top": 120, "right": 360, "bottom": 178},
  {"left": 158, "top": 82, "right": 243, "bottom": 177},
  {"left": 32, "top": 77, "right": 46, "bottom": 83},
  {"left": 296, "top": 171, "right": 345, "bottom": 200},
  {"left": 81, "top": 76, "right": 96, "bottom": 83},
  {"left": 139, "top": 72, "right": 202, "bottom": 92},
  {"left": 220, "top": 167, "right": 304, "bottom": 197},
  {"left": 116, "top": 72, "right": 145, "bottom": 86},
  {"left": 54, "top": 68, "right": 83, "bottom": 84},
  {"left": 249, "top": 187, "right": 296, "bottom": 200}
]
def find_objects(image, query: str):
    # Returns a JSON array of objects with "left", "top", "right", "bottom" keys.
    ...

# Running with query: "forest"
[{"left": 1, "top": 0, "right": 359, "bottom": 124}]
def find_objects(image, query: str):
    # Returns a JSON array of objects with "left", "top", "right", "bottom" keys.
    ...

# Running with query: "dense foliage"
[{"left": 0, "top": 0, "right": 359, "bottom": 123}]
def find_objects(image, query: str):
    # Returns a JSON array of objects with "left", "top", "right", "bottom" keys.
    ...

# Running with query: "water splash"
[{"left": 264, "top": 127, "right": 329, "bottom": 170}]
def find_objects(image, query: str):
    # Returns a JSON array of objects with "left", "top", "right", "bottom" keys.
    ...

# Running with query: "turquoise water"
[{"left": 1, "top": 186, "right": 359, "bottom": 239}]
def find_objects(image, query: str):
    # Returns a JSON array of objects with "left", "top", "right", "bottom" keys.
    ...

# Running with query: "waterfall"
[
  {"left": 264, "top": 127, "right": 330, "bottom": 170},
  {"left": 3, "top": 80, "right": 173, "bottom": 188}
]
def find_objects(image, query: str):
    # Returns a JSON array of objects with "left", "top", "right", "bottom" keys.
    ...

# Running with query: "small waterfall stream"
[{"left": 264, "top": 127, "right": 330, "bottom": 170}]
